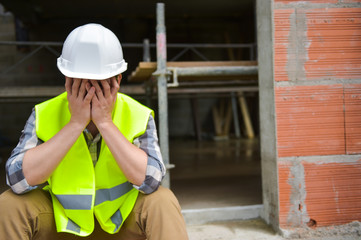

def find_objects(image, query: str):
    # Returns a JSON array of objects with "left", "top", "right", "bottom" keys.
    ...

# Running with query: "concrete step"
[
  {"left": 186, "top": 218, "right": 282, "bottom": 240},
  {"left": 182, "top": 204, "right": 263, "bottom": 225}
]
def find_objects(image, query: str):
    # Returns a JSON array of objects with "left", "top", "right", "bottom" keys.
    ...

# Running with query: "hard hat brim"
[{"left": 57, "top": 57, "right": 127, "bottom": 80}]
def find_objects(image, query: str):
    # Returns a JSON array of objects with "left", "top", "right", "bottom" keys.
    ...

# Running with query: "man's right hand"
[{"left": 65, "top": 77, "right": 95, "bottom": 128}]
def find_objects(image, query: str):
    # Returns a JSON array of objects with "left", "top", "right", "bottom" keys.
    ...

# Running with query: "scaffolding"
[{"left": 129, "top": 3, "right": 259, "bottom": 188}]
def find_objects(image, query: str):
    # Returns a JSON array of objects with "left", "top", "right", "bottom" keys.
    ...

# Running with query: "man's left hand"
[{"left": 90, "top": 77, "right": 119, "bottom": 128}]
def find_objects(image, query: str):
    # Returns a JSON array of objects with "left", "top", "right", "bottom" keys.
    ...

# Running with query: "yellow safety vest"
[{"left": 35, "top": 92, "right": 153, "bottom": 236}]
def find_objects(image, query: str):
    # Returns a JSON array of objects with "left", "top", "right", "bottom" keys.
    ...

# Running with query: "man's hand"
[
  {"left": 65, "top": 77, "right": 95, "bottom": 128},
  {"left": 90, "top": 77, "right": 119, "bottom": 128}
]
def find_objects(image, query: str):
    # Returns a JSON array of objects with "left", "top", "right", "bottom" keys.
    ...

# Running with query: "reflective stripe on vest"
[
  {"left": 67, "top": 219, "right": 81, "bottom": 233},
  {"left": 95, "top": 182, "right": 133, "bottom": 206},
  {"left": 35, "top": 92, "right": 153, "bottom": 236},
  {"left": 66, "top": 210, "right": 124, "bottom": 234},
  {"left": 65, "top": 210, "right": 124, "bottom": 234},
  {"left": 111, "top": 210, "right": 123, "bottom": 233},
  {"left": 55, "top": 194, "right": 93, "bottom": 210}
]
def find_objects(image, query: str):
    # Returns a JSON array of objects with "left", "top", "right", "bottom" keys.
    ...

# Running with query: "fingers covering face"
[
  {"left": 90, "top": 80, "right": 104, "bottom": 100},
  {"left": 65, "top": 77, "right": 73, "bottom": 95},
  {"left": 65, "top": 77, "right": 120, "bottom": 100},
  {"left": 100, "top": 80, "right": 111, "bottom": 98},
  {"left": 111, "top": 77, "right": 119, "bottom": 96},
  {"left": 65, "top": 78, "right": 91, "bottom": 99}
]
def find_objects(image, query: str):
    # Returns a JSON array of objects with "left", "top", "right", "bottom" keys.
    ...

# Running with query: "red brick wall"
[
  {"left": 303, "top": 161, "right": 361, "bottom": 226},
  {"left": 345, "top": 84, "right": 361, "bottom": 153},
  {"left": 276, "top": 85, "right": 345, "bottom": 157},
  {"left": 279, "top": 159, "right": 361, "bottom": 227},
  {"left": 278, "top": 162, "right": 293, "bottom": 227},
  {"left": 273, "top": 0, "right": 361, "bottom": 228}
]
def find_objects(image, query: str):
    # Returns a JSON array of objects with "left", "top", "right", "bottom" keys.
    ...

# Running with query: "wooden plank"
[
  {"left": 129, "top": 61, "right": 258, "bottom": 82},
  {"left": 238, "top": 94, "right": 255, "bottom": 139},
  {"left": 211, "top": 99, "right": 234, "bottom": 138},
  {"left": 223, "top": 100, "right": 233, "bottom": 136},
  {"left": 212, "top": 106, "right": 223, "bottom": 136}
]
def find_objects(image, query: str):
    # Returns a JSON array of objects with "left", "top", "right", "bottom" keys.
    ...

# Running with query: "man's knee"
[
  {"left": 138, "top": 186, "right": 182, "bottom": 213},
  {"left": 0, "top": 189, "right": 65, "bottom": 239},
  {"left": 0, "top": 189, "right": 25, "bottom": 215},
  {"left": 0, "top": 189, "right": 53, "bottom": 218},
  {"left": 135, "top": 187, "right": 189, "bottom": 239}
]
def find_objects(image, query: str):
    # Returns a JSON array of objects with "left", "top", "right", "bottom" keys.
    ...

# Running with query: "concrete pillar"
[{"left": 256, "top": 0, "right": 280, "bottom": 231}]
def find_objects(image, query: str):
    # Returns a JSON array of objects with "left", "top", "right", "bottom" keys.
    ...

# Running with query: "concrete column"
[{"left": 256, "top": 0, "right": 280, "bottom": 231}]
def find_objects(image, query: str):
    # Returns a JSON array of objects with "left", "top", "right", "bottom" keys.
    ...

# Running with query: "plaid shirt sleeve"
[
  {"left": 6, "top": 109, "right": 41, "bottom": 194},
  {"left": 133, "top": 114, "right": 166, "bottom": 194},
  {"left": 6, "top": 110, "right": 166, "bottom": 195}
]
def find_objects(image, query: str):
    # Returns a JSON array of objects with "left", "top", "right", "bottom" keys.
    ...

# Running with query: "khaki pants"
[{"left": 0, "top": 186, "right": 188, "bottom": 240}]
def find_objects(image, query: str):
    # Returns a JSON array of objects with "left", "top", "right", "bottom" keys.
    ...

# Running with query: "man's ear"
[{"left": 117, "top": 74, "right": 122, "bottom": 85}]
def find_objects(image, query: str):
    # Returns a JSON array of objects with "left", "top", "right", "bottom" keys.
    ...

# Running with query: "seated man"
[{"left": 0, "top": 23, "right": 188, "bottom": 240}]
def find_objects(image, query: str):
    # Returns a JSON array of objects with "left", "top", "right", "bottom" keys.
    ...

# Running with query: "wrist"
[
  {"left": 68, "top": 119, "right": 87, "bottom": 132},
  {"left": 95, "top": 119, "right": 114, "bottom": 132}
]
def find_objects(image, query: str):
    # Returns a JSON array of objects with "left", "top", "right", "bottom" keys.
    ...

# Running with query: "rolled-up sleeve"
[
  {"left": 6, "top": 110, "right": 41, "bottom": 194},
  {"left": 133, "top": 114, "right": 166, "bottom": 194}
]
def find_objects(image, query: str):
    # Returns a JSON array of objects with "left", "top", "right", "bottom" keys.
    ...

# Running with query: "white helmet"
[{"left": 57, "top": 23, "right": 127, "bottom": 80}]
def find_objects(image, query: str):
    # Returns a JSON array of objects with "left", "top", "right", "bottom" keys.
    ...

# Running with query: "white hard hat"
[{"left": 57, "top": 23, "right": 127, "bottom": 80}]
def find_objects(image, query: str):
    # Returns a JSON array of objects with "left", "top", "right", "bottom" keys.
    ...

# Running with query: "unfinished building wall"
[{"left": 273, "top": 0, "right": 361, "bottom": 229}]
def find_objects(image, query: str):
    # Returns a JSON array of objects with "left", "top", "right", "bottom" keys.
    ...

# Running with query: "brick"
[
  {"left": 274, "top": 9, "right": 295, "bottom": 82},
  {"left": 275, "top": 85, "right": 345, "bottom": 157},
  {"left": 274, "top": 7, "right": 361, "bottom": 82},
  {"left": 304, "top": 8, "right": 361, "bottom": 80},
  {"left": 345, "top": 84, "right": 361, "bottom": 154},
  {"left": 303, "top": 161, "right": 361, "bottom": 226},
  {"left": 278, "top": 162, "right": 293, "bottom": 227}
]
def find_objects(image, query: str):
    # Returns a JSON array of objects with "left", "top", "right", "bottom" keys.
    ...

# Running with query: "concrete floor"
[
  {"left": 169, "top": 138, "right": 262, "bottom": 209},
  {"left": 186, "top": 219, "right": 361, "bottom": 240},
  {"left": 187, "top": 219, "right": 282, "bottom": 240}
]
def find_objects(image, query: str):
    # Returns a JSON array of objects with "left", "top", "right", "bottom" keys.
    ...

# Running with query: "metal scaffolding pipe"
[
  {"left": 0, "top": 41, "right": 63, "bottom": 46},
  {"left": 155, "top": 2, "right": 171, "bottom": 188},
  {"left": 143, "top": 39, "right": 151, "bottom": 62},
  {"left": 170, "top": 66, "right": 258, "bottom": 77}
]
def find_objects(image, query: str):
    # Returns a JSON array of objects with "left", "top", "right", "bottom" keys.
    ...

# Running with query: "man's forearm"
[
  {"left": 97, "top": 121, "right": 147, "bottom": 186},
  {"left": 22, "top": 121, "right": 85, "bottom": 186}
]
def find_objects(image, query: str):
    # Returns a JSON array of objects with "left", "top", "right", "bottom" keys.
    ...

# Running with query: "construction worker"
[{"left": 0, "top": 23, "right": 188, "bottom": 240}]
